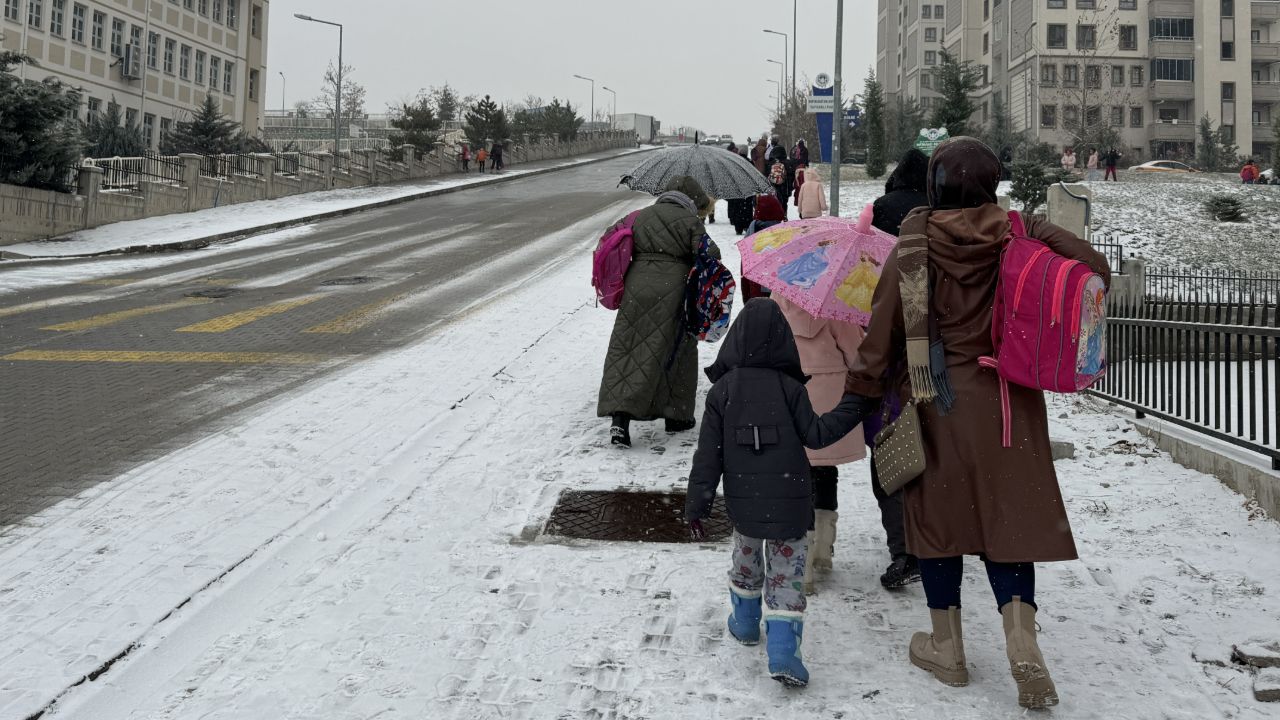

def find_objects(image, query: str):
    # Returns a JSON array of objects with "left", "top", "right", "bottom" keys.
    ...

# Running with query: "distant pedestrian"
[
  {"left": 740, "top": 194, "right": 786, "bottom": 302},
  {"left": 1060, "top": 147, "right": 1077, "bottom": 175},
  {"left": 685, "top": 297, "right": 874, "bottom": 688},
  {"left": 1086, "top": 149, "right": 1100, "bottom": 181},
  {"left": 476, "top": 147, "right": 489, "bottom": 173},
  {"left": 460, "top": 144, "right": 471, "bottom": 173},
  {"left": 768, "top": 147, "right": 794, "bottom": 218},
  {"left": 795, "top": 166, "right": 828, "bottom": 219},
  {"left": 1241, "top": 159, "right": 1259, "bottom": 184},
  {"left": 491, "top": 142, "right": 504, "bottom": 172},
  {"left": 792, "top": 139, "right": 810, "bottom": 167},
  {"left": 1103, "top": 148, "right": 1120, "bottom": 181},
  {"left": 751, "top": 137, "right": 768, "bottom": 174}
]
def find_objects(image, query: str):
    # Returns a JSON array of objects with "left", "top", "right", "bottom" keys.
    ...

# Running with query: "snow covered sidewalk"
[
  {"left": 1, "top": 147, "right": 652, "bottom": 259},
  {"left": 2, "top": 206, "right": 1278, "bottom": 719}
]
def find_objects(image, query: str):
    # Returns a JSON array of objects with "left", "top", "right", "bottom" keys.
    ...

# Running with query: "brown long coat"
[{"left": 846, "top": 205, "right": 1110, "bottom": 562}]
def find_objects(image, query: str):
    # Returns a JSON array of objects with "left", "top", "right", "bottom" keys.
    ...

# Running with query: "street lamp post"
[
  {"left": 279, "top": 71, "right": 286, "bottom": 112},
  {"left": 295, "top": 13, "right": 343, "bottom": 153},
  {"left": 601, "top": 86, "right": 617, "bottom": 127},
  {"left": 829, "top": 0, "right": 844, "bottom": 216},
  {"left": 767, "top": 78, "right": 781, "bottom": 116},
  {"left": 767, "top": 59, "right": 785, "bottom": 113},
  {"left": 573, "top": 74, "right": 595, "bottom": 128},
  {"left": 764, "top": 29, "right": 789, "bottom": 96},
  {"left": 792, "top": 0, "right": 797, "bottom": 96}
]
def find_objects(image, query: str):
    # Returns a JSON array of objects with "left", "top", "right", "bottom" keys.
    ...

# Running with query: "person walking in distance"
[
  {"left": 1103, "top": 148, "right": 1120, "bottom": 181},
  {"left": 1085, "top": 149, "right": 1100, "bottom": 181},
  {"left": 795, "top": 166, "right": 828, "bottom": 219},
  {"left": 768, "top": 147, "right": 794, "bottom": 219},
  {"left": 476, "top": 146, "right": 488, "bottom": 173},
  {"left": 490, "top": 141, "right": 504, "bottom": 172},
  {"left": 459, "top": 143, "right": 471, "bottom": 173}
]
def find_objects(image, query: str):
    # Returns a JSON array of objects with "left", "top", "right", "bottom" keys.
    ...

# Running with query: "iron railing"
[
  {"left": 1146, "top": 268, "right": 1280, "bottom": 302},
  {"left": 1090, "top": 297, "right": 1279, "bottom": 469},
  {"left": 272, "top": 151, "right": 300, "bottom": 176},
  {"left": 299, "top": 152, "right": 327, "bottom": 175},
  {"left": 1093, "top": 238, "right": 1125, "bottom": 274},
  {"left": 94, "top": 153, "right": 185, "bottom": 190}
]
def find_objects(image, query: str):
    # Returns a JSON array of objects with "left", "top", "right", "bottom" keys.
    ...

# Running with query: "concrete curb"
[{"left": 8, "top": 147, "right": 657, "bottom": 261}]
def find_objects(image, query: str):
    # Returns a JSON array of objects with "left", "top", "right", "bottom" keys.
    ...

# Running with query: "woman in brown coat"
[{"left": 844, "top": 138, "right": 1109, "bottom": 709}]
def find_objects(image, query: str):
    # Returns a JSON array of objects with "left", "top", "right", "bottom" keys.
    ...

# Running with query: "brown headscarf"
[{"left": 926, "top": 137, "right": 1002, "bottom": 210}]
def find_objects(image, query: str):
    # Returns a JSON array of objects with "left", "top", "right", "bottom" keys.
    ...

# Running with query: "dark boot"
[
  {"left": 610, "top": 413, "right": 631, "bottom": 447},
  {"left": 664, "top": 418, "right": 696, "bottom": 433},
  {"left": 880, "top": 554, "right": 922, "bottom": 589}
]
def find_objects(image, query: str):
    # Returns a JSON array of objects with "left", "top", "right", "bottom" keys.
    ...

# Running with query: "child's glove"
[{"left": 688, "top": 518, "right": 707, "bottom": 541}]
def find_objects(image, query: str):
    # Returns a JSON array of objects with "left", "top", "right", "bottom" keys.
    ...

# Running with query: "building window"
[
  {"left": 130, "top": 23, "right": 141, "bottom": 54},
  {"left": 1041, "top": 63, "right": 1058, "bottom": 86},
  {"left": 1111, "top": 65, "right": 1125, "bottom": 86},
  {"left": 223, "top": 60, "right": 234, "bottom": 94},
  {"left": 212, "top": 0, "right": 221, "bottom": 23},
  {"left": 1221, "top": 0, "right": 1233, "bottom": 17},
  {"left": 110, "top": 18, "right": 125, "bottom": 57},
  {"left": 125, "top": 107, "right": 138, "bottom": 127},
  {"left": 1253, "top": 29, "right": 1262, "bottom": 43},
  {"left": 160, "top": 117, "right": 172, "bottom": 138},
  {"left": 1063, "top": 105, "right": 1079, "bottom": 128},
  {"left": 1085, "top": 105, "right": 1101, "bottom": 128},
  {"left": 982, "top": 64, "right": 989, "bottom": 86},
  {"left": 925, "top": 51, "right": 937, "bottom": 65},
  {"left": 1222, "top": 81, "right": 1235, "bottom": 100},
  {"left": 1084, "top": 65, "right": 1101, "bottom": 88},
  {"left": 248, "top": 68, "right": 258, "bottom": 100},
  {"left": 1047, "top": 24, "right": 1067, "bottom": 48},
  {"left": 1047, "top": 0, "right": 1065, "bottom": 8},
  {"left": 179, "top": 44, "right": 190, "bottom": 79},
  {"left": 27, "top": 0, "right": 42, "bottom": 28},
  {"left": 1041, "top": 105, "right": 1057, "bottom": 128},
  {"left": 49, "top": 0, "right": 64, "bottom": 35},
  {"left": 935, "top": 5, "right": 944, "bottom": 18},
  {"left": 1220, "top": 123, "right": 1234, "bottom": 142},
  {"left": 1077, "top": 0, "right": 1095, "bottom": 7},
  {"left": 3, "top": 0, "right": 18, "bottom": 22},
  {"left": 70, "top": 2, "right": 85, "bottom": 42},
  {"left": 1150, "top": 18, "right": 1194, "bottom": 39},
  {"left": 163, "top": 37, "right": 175, "bottom": 74},
  {"left": 90, "top": 10, "right": 105, "bottom": 50},
  {"left": 922, "top": 4, "right": 932, "bottom": 17},
  {"left": 1130, "top": 106, "right": 1143, "bottom": 127},
  {"left": 1131, "top": 65, "right": 1144, "bottom": 85},
  {"left": 183, "top": 0, "right": 192, "bottom": 9},
  {"left": 1063, "top": 64, "right": 1080, "bottom": 87},
  {"left": 1222, "top": 41, "right": 1234, "bottom": 60},
  {"left": 984, "top": 0, "right": 990, "bottom": 20},
  {"left": 1077, "top": 24, "right": 1096, "bottom": 50},
  {"left": 925, "top": 27, "right": 936, "bottom": 42},
  {"left": 250, "top": 4, "right": 261, "bottom": 37},
  {"left": 1120, "top": 25, "right": 1137, "bottom": 50},
  {"left": 143, "top": 113, "right": 155, "bottom": 148},
  {"left": 921, "top": 72, "right": 933, "bottom": 89},
  {"left": 147, "top": 31, "right": 159, "bottom": 68},
  {"left": 209, "top": 56, "right": 220, "bottom": 90},
  {"left": 1111, "top": 106, "right": 1124, "bottom": 126},
  {"left": 86, "top": 96, "right": 100, "bottom": 117},
  {"left": 983, "top": 32, "right": 989, "bottom": 54},
  {"left": 226, "top": 0, "right": 237, "bottom": 29},
  {"left": 1152, "top": 58, "right": 1193, "bottom": 81},
  {"left": 1119, "top": 0, "right": 1136, "bottom": 8},
  {"left": 198, "top": 0, "right": 207, "bottom": 15},
  {"left": 195, "top": 49, "right": 206, "bottom": 84}
]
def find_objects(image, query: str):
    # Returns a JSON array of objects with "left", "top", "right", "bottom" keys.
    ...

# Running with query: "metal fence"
[
  {"left": 1090, "top": 296, "right": 1279, "bottom": 469},
  {"left": 1092, "top": 238, "right": 1125, "bottom": 274},
  {"left": 273, "top": 152, "right": 300, "bottom": 177},
  {"left": 299, "top": 152, "right": 327, "bottom": 175},
  {"left": 94, "top": 153, "right": 185, "bottom": 190},
  {"left": 1145, "top": 268, "right": 1280, "bottom": 303}
]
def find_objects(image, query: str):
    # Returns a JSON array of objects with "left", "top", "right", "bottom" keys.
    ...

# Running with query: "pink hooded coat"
[
  {"left": 774, "top": 295, "right": 867, "bottom": 466},
  {"left": 795, "top": 168, "right": 829, "bottom": 219}
]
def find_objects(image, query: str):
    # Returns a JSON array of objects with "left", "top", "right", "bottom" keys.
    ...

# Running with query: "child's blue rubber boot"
[
  {"left": 727, "top": 590, "right": 762, "bottom": 645},
  {"left": 765, "top": 618, "right": 809, "bottom": 687}
]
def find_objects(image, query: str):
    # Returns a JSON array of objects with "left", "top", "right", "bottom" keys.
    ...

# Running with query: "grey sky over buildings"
[{"left": 269, "top": 1, "right": 878, "bottom": 140}]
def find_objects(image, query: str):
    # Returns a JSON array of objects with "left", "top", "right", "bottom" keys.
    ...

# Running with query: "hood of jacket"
[
  {"left": 927, "top": 136, "right": 1001, "bottom": 211},
  {"left": 914, "top": 203, "right": 1010, "bottom": 287},
  {"left": 754, "top": 193, "right": 786, "bottom": 221},
  {"left": 663, "top": 175, "right": 711, "bottom": 214},
  {"left": 705, "top": 298, "right": 808, "bottom": 384},
  {"left": 886, "top": 148, "right": 929, "bottom": 194}
]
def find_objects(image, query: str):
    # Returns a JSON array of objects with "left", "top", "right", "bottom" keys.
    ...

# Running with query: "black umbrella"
[{"left": 620, "top": 144, "right": 774, "bottom": 199}]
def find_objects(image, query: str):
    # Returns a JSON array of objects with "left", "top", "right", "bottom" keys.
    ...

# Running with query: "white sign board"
[{"left": 806, "top": 95, "right": 835, "bottom": 114}]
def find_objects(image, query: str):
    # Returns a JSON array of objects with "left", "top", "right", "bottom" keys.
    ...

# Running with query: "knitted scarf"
[{"left": 894, "top": 210, "right": 955, "bottom": 413}]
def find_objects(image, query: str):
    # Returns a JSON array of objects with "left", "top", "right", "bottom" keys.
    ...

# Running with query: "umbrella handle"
[{"left": 855, "top": 202, "right": 874, "bottom": 234}]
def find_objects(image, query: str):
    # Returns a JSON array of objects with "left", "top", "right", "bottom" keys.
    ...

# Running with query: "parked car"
[
  {"left": 1129, "top": 160, "right": 1199, "bottom": 173},
  {"left": 1261, "top": 168, "right": 1275, "bottom": 184}
]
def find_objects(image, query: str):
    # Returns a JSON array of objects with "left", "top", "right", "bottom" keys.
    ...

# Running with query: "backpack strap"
[{"left": 978, "top": 209, "right": 1024, "bottom": 449}]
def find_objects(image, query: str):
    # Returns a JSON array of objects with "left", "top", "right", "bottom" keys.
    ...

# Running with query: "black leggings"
[
  {"left": 919, "top": 556, "right": 1036, "bottom": 612},
  {"left": 812, "top": 465, "right": 838, "bottom": 511}
]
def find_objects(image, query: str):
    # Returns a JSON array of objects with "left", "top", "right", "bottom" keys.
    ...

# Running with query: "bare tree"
[{"left": 1050, "top": 0, "right": 1135, "bottom": 151}]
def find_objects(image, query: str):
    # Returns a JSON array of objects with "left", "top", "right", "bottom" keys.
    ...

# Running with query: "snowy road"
[
  {"left": 0, "top": 154, "right": 646, "bottom": 528},
  {"left": 0, "top": 201, "right": 1276, "bottom": 719}
]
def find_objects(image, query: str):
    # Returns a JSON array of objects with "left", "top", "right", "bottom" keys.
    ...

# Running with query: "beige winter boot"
[
  {"left": 909, "top": 607, "right": 969, "bottom": 687},
  {"left": 802, "top": 531, "right": 817, "bottom": 595},
  {"left": 811, "top": 510, "right": 838, "bottom": 572},
  {"left": 1002, "top": 597, "right": 1059, "bottom": 708}
]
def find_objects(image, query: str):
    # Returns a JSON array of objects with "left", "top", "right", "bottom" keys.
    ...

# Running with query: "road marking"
[
  {"left": 1, "top": 350, "right": 325, "bottom": 364},
  {"left": 78, "top": 278, "right": 140, "bottom": 287},
  {"left": 175, "top": 295, "right": 323, "bottom": 333},
  {"left": 0, "top": 295, "right": 104, "bottom": 319},
  {"left": 303, "top": 293, "right": 410, "bottom": 334},
  {"left": 41, "top": 298, "right": 211, "bottom": 331}
]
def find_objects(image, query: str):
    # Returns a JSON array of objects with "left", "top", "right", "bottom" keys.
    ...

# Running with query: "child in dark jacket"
[{"left": 685, "top": 298, "right": 876, "bottom": 688}]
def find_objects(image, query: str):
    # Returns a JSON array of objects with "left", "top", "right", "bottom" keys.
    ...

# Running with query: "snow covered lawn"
[{"left": 1, "top": 203, "right": 1277, "bottom": 719}]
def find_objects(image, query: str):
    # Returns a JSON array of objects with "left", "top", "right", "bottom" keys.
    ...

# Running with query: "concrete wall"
[
  {"left": 1134, "top": 423, "right": 1280, "bottom": 521},
  {"left": 0, "top": 132, "right": 635, "bottom": 245}
]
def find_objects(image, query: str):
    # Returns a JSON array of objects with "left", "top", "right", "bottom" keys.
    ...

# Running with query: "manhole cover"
[
  {"left": 185, "top": 287, "right": 240, "bottom": 299},
  {"left": 321, "top": 276, "right": 377, "bottom": 286},
  {"left": 543, "top": 490, "right": 731, "bottom": 543}
]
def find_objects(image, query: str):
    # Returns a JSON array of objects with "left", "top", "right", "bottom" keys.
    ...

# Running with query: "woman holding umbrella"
[{"left": 597, "top": 176, "right": 719, "bottom": 447}]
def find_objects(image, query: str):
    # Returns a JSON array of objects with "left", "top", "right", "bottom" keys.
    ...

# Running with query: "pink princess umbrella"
[{"left": 736, "top": 204, "right": 898, "bottom": 326}]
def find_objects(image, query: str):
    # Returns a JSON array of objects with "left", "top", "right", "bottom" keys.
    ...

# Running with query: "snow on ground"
[
  {"left": 2, "top": 202, "right": 1278, "bottom": 719},
  {"left": 1, "top": 148, "right": 650, "bottom": 259}
]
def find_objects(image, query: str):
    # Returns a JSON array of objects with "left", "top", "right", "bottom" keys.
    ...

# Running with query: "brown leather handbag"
[{"left": 873, "top": 400, "right": 926, "bottom": 495}]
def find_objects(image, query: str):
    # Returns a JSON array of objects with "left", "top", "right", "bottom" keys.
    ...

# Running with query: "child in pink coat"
[
  {"left": 795, "top": 167, "right": 829, "bottom": 219},
  {"left": 774, "top": 295, "right": 866, "bottom": 593}
]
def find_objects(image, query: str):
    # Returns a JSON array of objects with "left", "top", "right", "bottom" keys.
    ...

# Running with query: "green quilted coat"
[{"left": 597, "top": 196, "right": 720, "bottom": 423}]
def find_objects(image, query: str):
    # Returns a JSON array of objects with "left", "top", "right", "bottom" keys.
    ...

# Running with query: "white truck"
[{"left": 612, "top": 113, "right": 658, "bottom": 144}]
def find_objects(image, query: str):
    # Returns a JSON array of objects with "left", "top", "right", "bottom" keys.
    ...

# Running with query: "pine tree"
[
  {"left": 159, "top": 95, "right": 243, "bottom": 154},
  {"left": 388, "top": 95, "right": 442, "bottom": 158},
  {"left": 1215, "top": 125, "right": 1239, "bottom": 170},
  {"left": 1196, "top": 114, "right": 1221, "bottom": 172},
  {"left": 431, "top": 84, "right": 460, "bottom": 122},
  {"left": 886, "top": 94, "right": 927, "bottom": 160},
  {"left": 541, "top": 98, "right": 583, "bottom": 142},
  {"left": 82, "top": 98, "right": 146, "bottom": 157},
  {"left": 863, "top": 68, "right": 886, "bottom": 179},
  {"left": 0, "top": 52, "right": 83, "bottom": 191},
  {"left": 930, "top": 52, "right": 981, "bottom": 137},
  {"left": 464, "top": 95, "right": 511, "bottom": 148},
  {"left": 1204, "top": 193, "right": 1246, "bottom": 222}
]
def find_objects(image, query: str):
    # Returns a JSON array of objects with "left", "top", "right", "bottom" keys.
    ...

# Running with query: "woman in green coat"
[{"left": 598, "top": 176, "right": 720, "bottom": 446}]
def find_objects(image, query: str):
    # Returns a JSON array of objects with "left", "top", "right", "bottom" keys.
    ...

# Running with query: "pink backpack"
[
  {"left": 592, "top": 210, "right": 642, "bottom": 310},
  {"left": 980, "top": 211, "right": 1107, "bottom": 446}
]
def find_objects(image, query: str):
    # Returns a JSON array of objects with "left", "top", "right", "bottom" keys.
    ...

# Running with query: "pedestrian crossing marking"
[
  {"left": 303, "top": 293, "right": 409, "bottom": 334},
  {"left": 1, "top": 350, "right": 325, "bottom": 364},
  {"left": 175, "top": 295, "right": 323, "bottom": 333},
  {"left": 41, "top": 298, "right": 211, "bottom": 331}
]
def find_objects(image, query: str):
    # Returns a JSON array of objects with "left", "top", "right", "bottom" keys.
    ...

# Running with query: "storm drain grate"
[
  {"left": 321, "top": 276, "right": 377, "bottom": 286},
  {"left": 543, "top": 490, "right": 731, "bottom": 543},
  {"left": 185, "top": 288, "right": 240, "bottom": 299}
]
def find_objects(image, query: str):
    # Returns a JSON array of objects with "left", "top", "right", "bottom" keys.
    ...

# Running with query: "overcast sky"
[{"left": 268, "top": 0, "right": 877, "bottom": 140}]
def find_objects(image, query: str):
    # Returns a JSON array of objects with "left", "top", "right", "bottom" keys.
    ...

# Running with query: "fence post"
[
  {"left": 361, "top": 150, "right": 379, "bottom": 185},
  {"left": 1046, "top": 183, "right": 1093, "bottom": 243},
  {"left": 178, "top": 153, "right": 202, "bottom": 210},
  {"left": 256, "top": 153, "right": 277, "bottom": 199},
  {"left": 317, "top": 152, "right": 334, "bottom": 188},
  {"left": 77, "top": 165, "right": 104, "bottom": 229},
  {"left": 401, "top": 145, "right": 420, "bottom": 178}
]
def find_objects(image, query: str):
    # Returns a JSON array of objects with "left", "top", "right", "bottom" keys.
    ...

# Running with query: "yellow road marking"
[
  {"left": 303, "top": 293, "right": 409, "bottom": 334},
  {"left": 42, "top": 298, "right": 211, "bottom": 331},
  {"left": 175, "top": 295, "right": 323, "bottom": 333},
  {"left": 1, "top": 350, "right": 325, "bottom": 364}
]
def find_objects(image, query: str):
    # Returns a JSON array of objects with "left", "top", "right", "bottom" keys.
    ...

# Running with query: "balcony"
[
  {"left": 1252, "top": 40, "right": 1280, "bottom": 61},
  {"left": 1254, "top": 0, "right": 1280, "bottom": 22},
  {"left": 1152, "top": 120, "right": 1196, "bottom": 141},
  {"left": 1151, "top": 79, "right": 1196, "bottom": 99},
  {"left": 1255, "top": 81, "right": 1280, "bottom": 101},
  {"left": 1151, "top": 38, "right": 1195, "bottom": 56},
  {"left": 1149, "top": 0, "right": 1195, "bottom": 17}
]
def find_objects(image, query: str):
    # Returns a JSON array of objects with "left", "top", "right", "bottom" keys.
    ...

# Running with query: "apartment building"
[
  {"left": 878, "top": 0, "right": 1280, "bottom": 163},
  {"left": 1, "top": 0, "right": 269, "bottom": 150}
]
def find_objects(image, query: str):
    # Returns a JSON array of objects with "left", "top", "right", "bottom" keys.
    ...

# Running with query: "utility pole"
[
  {"left": 829, "top": 0, "right": 844, "bottom": 217},
  {"left": 792, "top": 0, "right": 797, "bottom": 95}
]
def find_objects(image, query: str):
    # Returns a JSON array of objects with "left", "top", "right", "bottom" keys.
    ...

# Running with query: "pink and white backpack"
[
  {"left": 980, "top": 211, "right": 1107, "bottom": 447},
  {"left": 591, "top": 210, "right": 642, "bottom": 310}
]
